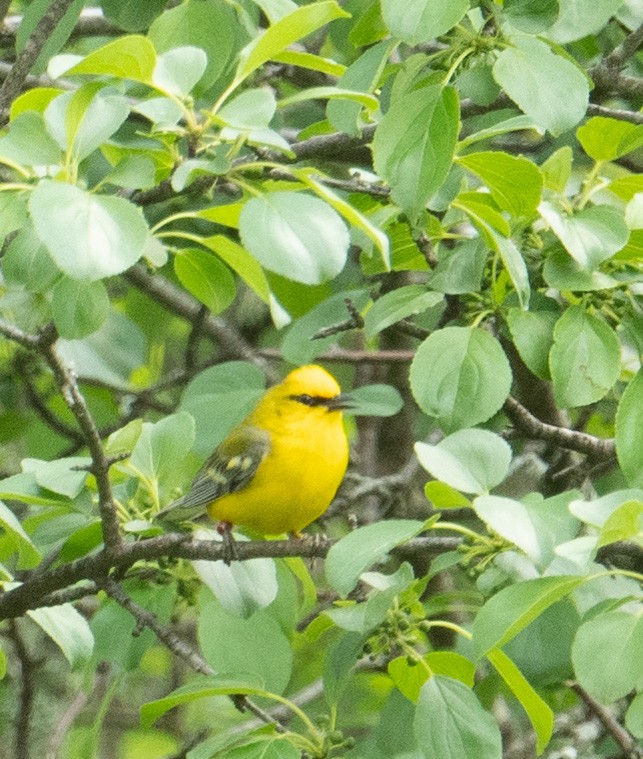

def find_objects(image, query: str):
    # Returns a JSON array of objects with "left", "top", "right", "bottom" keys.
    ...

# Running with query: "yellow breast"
[{"left": 207, "top": 409, "right": 349, "bottom": 535}]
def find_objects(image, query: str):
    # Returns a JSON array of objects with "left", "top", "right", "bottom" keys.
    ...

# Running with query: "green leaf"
[
  {"left": 458, "top": 114, "right": 540, "bottom": 149},
  {"left": 615, "top": 369, "right": 643, "bottom": 488},
  {"left": 0, "top": 501, "right": 41, "bottom": 569},
  {"left": 492, "top": 34, "right": 588, "bottom": 136},
  {"left": 101, "top": 0, "right": 168, "bottom": 32},
  {"left": 348, "top": 384, "right": 404, "bottom": 417},
  {"left": 415, "top": 429, "right": 512, "bottom": 496},
  {"left": 192, "top": 534, "right": 278, "bottom": 619},
  {"left": 25, "top": 456, "right": 90, "bottom": 499},
  {"left": 64, "top": 35, "right": 156, "bottom": 82},
  {"left": 414, "top": 676, "right": 502, "bottom": 759},
  {"left": 429, "top": 238, "right": 487, "bottom": 295},
  {"left": 202, "top": 235, "right": 272, "bottom": 308},
  {"left": 51, "top": 278, "right": 110, "bottom": 339},
  {"left": 374, "top": 84, "right": 460, "bottom": 222},
  {"left": 179, "top": 362, "right": 265, "bottom": 458},
  {"left": 2, "top": 223, "right": 60, "bottom": 293},
  {"left": 198, "top": 588, "right": 293, "bottom": 694},
  {"left": 388, "top": 656, "right": 431, "bottom": 703},
  {"left": 577, "top": 117, "right": 643, "bottom": 162},
  {"left": 219, "top": 88, "right": 277, "bottom": 130},
  {"left": 293, "top": 170, "right": 390, "bottom": 270},
  {"left": 279, "top": 85, "right": 379, "bottom": 111},
  {"left": 572, "top": 612, "right": 643, "bottom": 703},
  {"left": 570, "top": 489, "right": 643, "bottom": 528},
  {"left": 540, "top": 146, "right": 573, "bottom": 193},
  {"left": 474, "top": 493, "right": 580, "bottom": 569},
  {"left": 486, "top": 648, "right": 553, "bottom": 754},
  {"left": 410, "top": 327, "right": 512, "bottom": 432},
  {"left": 149, "top": 0, "right": 240, "bottom": 93},
  {"left": 326, "top": 519, "right": 424, "bottom": 596},
  {"left": 458, "top": 151, "right": 543, "bottom": 218},
  {"left": 140, "top": 674, "right": 269, "bottom": 728},
  {"left": 543, "top": 249, "right": 620, "bottom": 291},
  {"left": 503, "top": 0, "right": 559, "bottom": 32},
  {"left": 455, "top": 195, "right": 530, "bottom": 306},
  {"left": 174, "top": 248, "right": 236, "bottom": 315},
  {"left": 236, "top": 1, "right": 349, "bottom": 81},
  {"left": 128, "top": 412, "right": 196, "bottom": 487},
  {"left": 326, "top": 564, "right": 416, "bottom": 633},
  {"left": 472, "top": 575, "right": 586, "bottom": 658},
  {"left": 239, "top": 192, "right": 349, "bottom": 285},
  {"left": 597, "top": 500, "right": 643, "bottom": 548},
  {"left": 281, "top": 289, "right": 370, "bottom": 365},
  {"left": 381, "top": 0, "right": 469, "bottom": 44},
  {"left": 549, "top": 306, "right": 620, "bottom": 408},
  {"left": 324, "top": 631, "right": 367, "bottom": 705},
  {"left": 548, "top": 0, "right": 628, "bottom": 43},
  {"left": 539, "top": 202, "right": 629, "bottom": 270},
  {"left": 426, "top": 651, "right": 476, "bottom": 686},
  {"left": 152, "top": 46, "right": 207, "bottom": 97},
  {"left": 45, "top": 87, "right": 130, "bottom": 162},
  {"left": 327, "top": 41, "right": 395, "bottom": 137},
  {"left": 507, "top": 308, "right": 558, "bottom": 380},
  {"left": 389, "top": 652, "right": 475, "bottom": 703},
  {"left": 424, "top": 481, "right": 471, "bottom": 509},
  {"left": 29, "top": 181, "right": 149, "bottom": 282},
  {"left": 0, "top": 111, "right": 62, "bottom": 167},
  {"left": 364, "top": 286, "right": 444, "bottom": 339},
  {"left": 27, "top": 603, "right": 93, "bottom": 668},
  {"left": 272, "top": 49, "right": 345, "bottom": 76}
]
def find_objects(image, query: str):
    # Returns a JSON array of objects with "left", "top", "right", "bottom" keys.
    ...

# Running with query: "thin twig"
[
  {"left": 0, "top": 0, "right": 78, "bottom": 122},
  {"left": 568, "top": 681, "right": 643, "bottom": 759},
  {"left": 100, "top": 578, "right": 289, "bottom": 734},
  {"left": 43, "top": 688, "right": 89, "bottom": 759},
  {"left": 311, "top": 298, "right": 365, "bottom": 340}
]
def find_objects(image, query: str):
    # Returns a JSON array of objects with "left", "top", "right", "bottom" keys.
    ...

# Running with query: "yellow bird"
[{"left": 157, "top": 364, "right": 351, "bottom": 539}]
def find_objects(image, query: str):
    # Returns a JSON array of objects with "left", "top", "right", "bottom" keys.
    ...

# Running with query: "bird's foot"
[{"left": 217, "top": 520, "right": 239, "bottom": 565}]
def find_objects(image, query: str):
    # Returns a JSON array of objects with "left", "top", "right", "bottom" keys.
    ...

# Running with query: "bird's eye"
[{"left": 295, "top": 393, "right": 315, "bottom": 406}]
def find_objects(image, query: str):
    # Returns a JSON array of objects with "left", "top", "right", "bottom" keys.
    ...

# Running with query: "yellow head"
[{"left": 250, "top": 365, "right": 351, "bottom": 430}]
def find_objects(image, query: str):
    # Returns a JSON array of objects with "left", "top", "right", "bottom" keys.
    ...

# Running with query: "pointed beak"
[{"left": 324, "top": 393, "right": 354, "bottom": 411}]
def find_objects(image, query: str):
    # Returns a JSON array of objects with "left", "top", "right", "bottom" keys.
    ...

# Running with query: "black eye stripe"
[{"left": 289, "top": 393, "right": 332, "bottom": 407}]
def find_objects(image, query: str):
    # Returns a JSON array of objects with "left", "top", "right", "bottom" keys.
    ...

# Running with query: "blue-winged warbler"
[{"left": 158, "top": 365, "right": 351, "bottom": 536}]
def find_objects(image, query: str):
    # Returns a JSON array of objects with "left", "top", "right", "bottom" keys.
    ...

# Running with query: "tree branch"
[
  {"left": 0, "top": 534, "right": 461, "bottom": 621},
  {"left": 125, "top": 265, "right": 276, "bottom": 379},
  {"left": 0, "top": 0, "right": 78, "bottom": 122},
  {"left": 1, "top": 321, "right": 123, "bottom": 551},
  {"left": 8, "top": 619, "right": 37, "bottom": 759},
  {"left": 503, "top": 396, "right": 616, "bottom": 460},
  {"left": 568, "top": 681, "right": 643, "bottom": 759}
]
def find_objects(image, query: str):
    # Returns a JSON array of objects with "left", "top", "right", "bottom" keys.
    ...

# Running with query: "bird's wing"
[{"left": 156, "top": 425, "right": 271, "bottom": 524}]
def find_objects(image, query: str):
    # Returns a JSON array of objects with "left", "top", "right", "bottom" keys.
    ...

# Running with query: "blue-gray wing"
[{"left": 156, "top": 426, "right": 270, "bottom": 524}]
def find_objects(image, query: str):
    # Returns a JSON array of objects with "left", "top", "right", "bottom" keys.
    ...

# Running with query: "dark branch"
[
  {"left": 568, "top": 681, "right": 643, "bottom": 759},
  {"left": 8, "top": 619, "right": 37, "bottom": 759},
  {"left": 0, "top": 0, "right": 78, "bottom": 122},
  {"left": 0, "top": 534, "right": 461, "bottom": 621},
  {"left": 504, "top": 396, "right": 616, "bottom": 460},
  {"left": 125, "top": 265, "right": 276, "bottom": 379}
]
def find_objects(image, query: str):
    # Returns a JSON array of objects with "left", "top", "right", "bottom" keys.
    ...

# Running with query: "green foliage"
[{"left": 0, "top": 1, "right": 641, "bottom": 758}]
